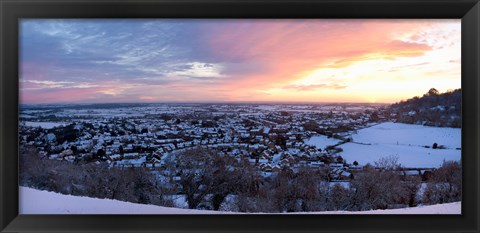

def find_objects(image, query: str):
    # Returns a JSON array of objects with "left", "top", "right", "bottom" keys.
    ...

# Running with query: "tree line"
[
  {"left": 20, "top": 146, "right": 461, "bottom": 213},
  {"left": 389, "top": 88, "right": 461, "bottom": 128}
]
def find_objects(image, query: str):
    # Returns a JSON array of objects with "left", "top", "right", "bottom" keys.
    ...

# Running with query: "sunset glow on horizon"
[{"left": 20, "top": 19, "right": 461, "bottom": 104}]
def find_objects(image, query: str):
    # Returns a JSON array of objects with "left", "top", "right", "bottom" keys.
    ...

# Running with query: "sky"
[{"left": 20, "top": 19, "right": 461, "bottom": 104}]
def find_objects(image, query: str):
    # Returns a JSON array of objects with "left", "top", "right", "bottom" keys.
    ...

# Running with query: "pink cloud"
[
  {"left": 20, "top": 19, "right": 457, "bottom": 104},
  {"left": 21, "top": 88, "right": 93, "bottom": 104},
  {"left": 20, "top": 62, "right": 52, "bottom": 82},
  {"left": 202, "top": 20, "right": 435, "bottom": 91},
  {"left": 20, "top": 85, "right": 122, "bottom": 104}
]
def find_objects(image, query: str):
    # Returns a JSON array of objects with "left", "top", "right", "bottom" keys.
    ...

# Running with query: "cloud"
[
  {"left": 200, "top": 20, "right": 436, "bottom": 91},
  {"left": 166, "top": 62, "right": 225, "bottom": 79},
  {"left": 19, "top": 19, "right": 460, "bottom": 104},
  {"left": 21, "top": 80, "right": 98, "bottom": 90},
  {"left": 283, "top": 83, "right": 347, "bottom": 91},
  {"left": 387, "top": 62, "right": 430, "bottom": 72}
]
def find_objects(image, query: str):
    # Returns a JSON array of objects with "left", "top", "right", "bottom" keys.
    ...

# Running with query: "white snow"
[
  {"left": 255, "top": 105, "right": 278, "bottom": 111},
  {"left": 352, "top": 122, "right": 460, "bottom": 149},
  {"left": 308, "top": 202, "right": 460, "bottom": 215},
  {"left": 164, "top": 195, "right": 189, "bottom": 209},
  {"left": 339, "top": 123, "right": 461, "bottom": 168},
  {"left": 19, "top": 187, "right": 225, "bottom": 214},
  {"left": 19, "top": 187, "right": 460, "bottom": 214},
  {"left": 23, "top": 121, "right": 66, "bottom": 129},
  {"left": 305, "top": 135, "right": 342, "bottom": 150},
  {"left": 340, "top": 143, "right": 460, "bottom": 168}
]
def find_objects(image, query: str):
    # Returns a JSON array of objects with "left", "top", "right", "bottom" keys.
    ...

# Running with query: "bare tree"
[
  {"left": 233, "top": 160, "right": 268, "bottom": 212},
  {"left": 375, "top": 155, "right": 401, "bottom": 170},
  {"left": 400, "top": 174, "right": 421, "bottom": 207},
  {"left": 175, "top": 147, "right": 242, "bottom": 210},
  {"left": 20, "top": 146, "right": 163, "bottom": 205},
  {"left": 350, "top": 164, "right": 404, "bottom": 210},
  {"left": 328, "top": 183, "right": 351, "bottom": 211},
  {"left": 209, "top": 155, "right": 244, "bottom": 210},
  {"left": 272, "top": 167, "right": 298, "bottom": 212},
  {"left": 295, "top": 168, "right": 323, "bottom": 211},
  {"left": 423, "top": 161, "right": 461, "bottom": 204}
]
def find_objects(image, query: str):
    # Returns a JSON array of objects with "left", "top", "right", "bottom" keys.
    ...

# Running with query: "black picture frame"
[{"left": 1, "top": 0, "right": 479, "bottom": 232}]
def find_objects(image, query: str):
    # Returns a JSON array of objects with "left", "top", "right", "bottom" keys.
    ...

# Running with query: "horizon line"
[{"left": 20, "top": 101, "right": 392, "bottom": 106}]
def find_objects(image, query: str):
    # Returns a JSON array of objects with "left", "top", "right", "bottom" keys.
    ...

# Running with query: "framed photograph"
[{"left": 1, "top": 0, "right": 479, "bottom": 232}]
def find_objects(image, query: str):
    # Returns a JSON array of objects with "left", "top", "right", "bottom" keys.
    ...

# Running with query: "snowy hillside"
[
  {"left": 340, "top": 122, "right": 461, "bottom": 168},
  {"left": 20, "top": 187, "right": 461, "bottom": 214}
]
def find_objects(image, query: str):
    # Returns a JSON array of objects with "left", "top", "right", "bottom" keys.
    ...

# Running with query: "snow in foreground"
[
  {"left": 340, "top": 122, "right": 461, "bottom": 168},
  {"left": 20, "top": 187, "right": 461, "bottom": 214}
]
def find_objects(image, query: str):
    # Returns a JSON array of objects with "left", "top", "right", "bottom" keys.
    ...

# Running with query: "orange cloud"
[
  {"left": 202, "top": 20, "right": 435, "bottom": 94},
  {"left": 20, "top": 19, "right": 459, "bottom": 104}
]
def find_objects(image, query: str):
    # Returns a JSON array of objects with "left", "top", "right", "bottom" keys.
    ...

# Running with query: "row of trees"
[
  {"left": 20, "top": 146, "right": 461, "bottom": 213},
  {"left": 389, "top": 88, "right": 461, "bottom": 128},
  {"left": 20, "top": 147, "right": 173, "bottom": 207}
]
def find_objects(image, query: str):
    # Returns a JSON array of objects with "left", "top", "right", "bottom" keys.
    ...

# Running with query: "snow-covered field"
[
  {"left": 352, "top": 122, "right": 460, "bottom": 149},
  {"left": 23, "top": 121, "right": 65, "bottom": 129},
  {"left": 20, "top": 187, "right": 461, "bottom": 214},
  {"left": 339, "top": 123, "right": 461, "bottom": 168},
  {"left": 305, "top": 135, "right": 342, "bottom": 150}
]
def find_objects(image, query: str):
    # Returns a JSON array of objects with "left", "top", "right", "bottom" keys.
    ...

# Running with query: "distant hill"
[{"left": 388, "top": 88, "right": 461, "bottom": 128}]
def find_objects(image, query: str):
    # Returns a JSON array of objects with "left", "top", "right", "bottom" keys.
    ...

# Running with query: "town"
[
  {"left": 18, "top": 101, "right": 461, "bottom": 212},
  {"left": 19, "top": 103, "right": 397, "bottom": 180}
]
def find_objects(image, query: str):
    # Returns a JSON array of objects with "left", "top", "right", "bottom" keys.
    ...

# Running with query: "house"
[
  {"left": 349, "top": 165, "right": 363, "bottom": 171},
  {"left": 329, "top": 163, "right": 343, "bottom": 168},
  {"left": 308, "top": 161, "right": 324, "bottom": 168},
  {"left": 404, "top": 170, "right": 420, "bottom": 176},
  {"left": 258, "top": 158, "right": 269, "bottom": 164},
  {"left": 123, "top": 152, "right": 139, "bottom": 159},
  {"left": 248, "top": 158, "right": 256, "bottom": 165},
  {"left": 109, "top": 154, "right": 123, "bottom": 161},
  {"left": 59, "top": 149, "right": 73, "bottom": 158},
  {"left": 329, "top": 168, "right": 352, "bottom": 180}
]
